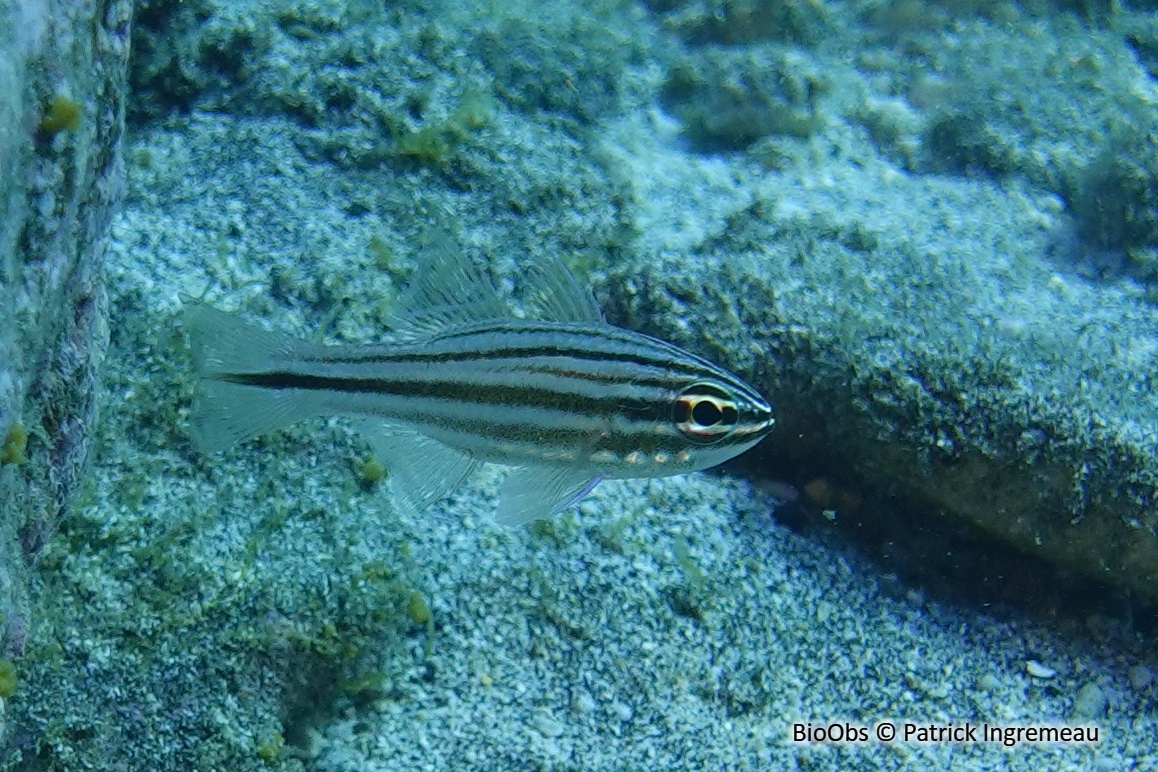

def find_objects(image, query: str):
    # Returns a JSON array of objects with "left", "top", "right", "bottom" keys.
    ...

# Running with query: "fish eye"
[{"left": 674, "top": 382, "right": 739, "bottom": 443}]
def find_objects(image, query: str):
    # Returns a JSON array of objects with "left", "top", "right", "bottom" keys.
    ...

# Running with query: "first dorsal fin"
[
  {"left": 388, "top": 230, "right": 511, "bottom": 341},
  {"left": 388, "top": 230, "right": 606, "bottom": 340}
]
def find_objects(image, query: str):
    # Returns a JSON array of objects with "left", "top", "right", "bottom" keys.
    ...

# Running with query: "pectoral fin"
[{"left": 357, "top": 420, "right": 480, "bottom": 514}]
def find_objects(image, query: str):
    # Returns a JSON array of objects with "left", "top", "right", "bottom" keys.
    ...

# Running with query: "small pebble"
[
  {"left": 1072, "top": 683, "right": 1106, "bottom": 719},
  {"left": 610, "top": 701, "right": 633, "bottom": 722},
  {"left": 976, "top": 674, "right": 1000, "bottom": 692},
  {"left": 530, "top": 710, "right": 564, "bottom": 738},
  {"left": 1128, "top": 665, "right": 1154, "bottom": 690},
  {"left": 1026, "top": 660, "right": 1056, "bottom": 679},
  {"left": 571, "top": 691, "right": 596, "bottom": 715}
]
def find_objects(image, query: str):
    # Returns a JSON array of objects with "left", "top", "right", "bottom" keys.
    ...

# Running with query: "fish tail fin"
[{"left": 183, "top": 301, "right": 305, "bottom": 454}]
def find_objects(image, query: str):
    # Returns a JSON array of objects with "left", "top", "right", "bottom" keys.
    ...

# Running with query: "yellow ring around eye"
[{"left": 674, "top": 391, "right": 738, "bottom": 443}]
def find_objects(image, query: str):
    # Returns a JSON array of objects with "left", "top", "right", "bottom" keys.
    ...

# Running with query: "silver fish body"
[{"left": 185, "top": 241, "right": 773, "bottom": 524}]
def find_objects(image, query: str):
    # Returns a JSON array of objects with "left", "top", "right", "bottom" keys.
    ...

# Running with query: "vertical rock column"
[{"left": 0, "top": 0, "right": 132, "bottom": 658}]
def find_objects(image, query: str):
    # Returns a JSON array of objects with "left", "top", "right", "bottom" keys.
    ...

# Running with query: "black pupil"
[
  {"left": 692, "top": 399, "right": 723, "bottom": 426},
  {"left": 674, "top": 386, "right": 740, "bottom": 435}
]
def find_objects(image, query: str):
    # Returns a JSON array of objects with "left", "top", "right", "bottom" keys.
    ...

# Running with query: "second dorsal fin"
[{"left": 519, "top": 255, "right": 604, "bottom": 324}]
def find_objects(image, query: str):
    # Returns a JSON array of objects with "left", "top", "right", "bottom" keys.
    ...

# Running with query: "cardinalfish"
[{"left": 183, "top": 238, "right": 774, "bottom": 525}]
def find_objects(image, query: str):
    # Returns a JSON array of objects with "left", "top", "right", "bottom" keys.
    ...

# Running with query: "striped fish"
[{"left": 184, "top": 240, "right": 774, "bottom": 524}]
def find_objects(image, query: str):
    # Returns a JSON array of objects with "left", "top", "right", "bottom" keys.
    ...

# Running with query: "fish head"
[{"left": 668, "top": 375, "right": 774, "bottom": 471}]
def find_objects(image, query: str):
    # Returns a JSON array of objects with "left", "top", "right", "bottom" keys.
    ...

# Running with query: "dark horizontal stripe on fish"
[
  {"left": 297, "top": 343, "right": 758, "bottom": 403},
  {"left": 219, "top": 370, "right": 674, "bottom": 421},
  {"left": 300, "top": 347, "right": 707, "bottom": 388},
  {"left": 290, "top": 358, "right": 694, "bottom": 402},
  {"left": 341, "top": 393, "right": 747, "bottom": 459},
  {"left": 400, "top": 402, "right": 695, "bottom": 456},
  {"left": 380, "top": 394, "right": 772, "bottom": 455},
  {"left": 301, "top": 324, "right": 729, "bottom": 382}
]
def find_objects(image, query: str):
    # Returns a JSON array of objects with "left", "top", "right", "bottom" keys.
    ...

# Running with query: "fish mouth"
[
  {"left": 734, "top": 410, "right": 775, "bottom": 438},
  {"left": 752, "top": 403, "right": 776, "bottom": 434}
]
